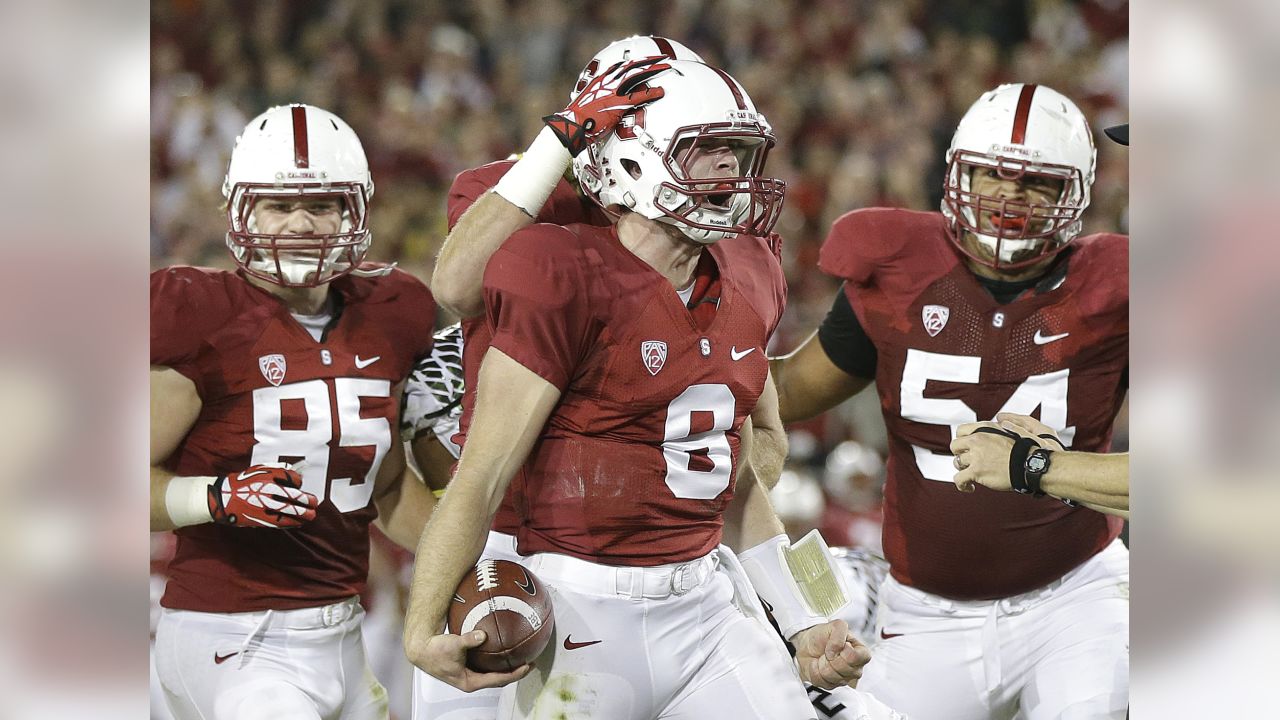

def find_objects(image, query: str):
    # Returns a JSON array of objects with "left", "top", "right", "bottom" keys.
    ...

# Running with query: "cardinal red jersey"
[
  {"left": 446, "top": 160, "right": 610, "bottom": 534},
  {"left": 819, "top": 208, "right": 1127, "bottom": 600},
  {"left": 484, "top": 223, "right": 786, "bottom": 565},
  {"left": 151, "top": 266, "right": 435, "bottom": 612}
]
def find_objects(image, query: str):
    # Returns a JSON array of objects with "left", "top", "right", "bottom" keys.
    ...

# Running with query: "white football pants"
[
  {"left": 155, "top": 597, "right": 387, "bottom": 720},
  {"left": 497, "top": 548, "right": 816, "bottom": 720},
  {"left": 859, "top": 539, "right": 1130, "bottom": 720}
]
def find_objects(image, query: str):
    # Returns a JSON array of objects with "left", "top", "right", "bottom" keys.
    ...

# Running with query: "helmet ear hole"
[{"left": 621, "top": 158, "right": 643, "bottom": 180}]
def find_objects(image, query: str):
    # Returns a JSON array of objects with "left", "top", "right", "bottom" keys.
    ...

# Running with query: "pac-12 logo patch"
[
  {"left": 259, "top": 354, "right": 287, "bottom": 386},
  {"left": 641, "top": 340, "right": 667, "bottom": 376},
  {"left": 922, "top": 305, "right": 950, "bottom": 337}
]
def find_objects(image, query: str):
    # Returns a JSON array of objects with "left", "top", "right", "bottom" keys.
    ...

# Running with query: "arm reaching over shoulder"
[
  {"left": 402, "top": 348, "right": 560, "bottom": 691},
  {"left": 432, "top": 59, "right": 667, "bottom": 318},
  {"left": 433, "top": 187, "right": 545, "bottom": 319}
]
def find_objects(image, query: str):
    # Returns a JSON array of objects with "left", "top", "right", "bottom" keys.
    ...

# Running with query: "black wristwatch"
[{"left": 1022, "top": 447, "right": 1053, "bottom": 496}]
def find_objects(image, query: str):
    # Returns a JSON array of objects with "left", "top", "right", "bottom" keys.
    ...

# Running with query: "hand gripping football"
[{"left": 447, "top": 559, "right": 554, "bottom": 672}]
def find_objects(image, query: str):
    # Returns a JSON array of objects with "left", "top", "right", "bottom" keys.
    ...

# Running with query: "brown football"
[{"left": 447, "top": 558, "right": 555, "bottom": 673}]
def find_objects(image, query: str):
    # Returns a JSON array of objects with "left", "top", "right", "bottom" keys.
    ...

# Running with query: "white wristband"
[
  {"left": 165, "top": 476, "right": 217, "bottom": 527},
  {"left": 492, "top": 126, "right": 573, "bottom": 217},
  {"left": 739, "top": 534, "right": 828, "bottom": 640}
]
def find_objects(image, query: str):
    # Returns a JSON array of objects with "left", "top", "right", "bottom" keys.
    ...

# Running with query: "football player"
[
  {"left": 421, "top": 35, "right": 901, "bottom": 720},
  {"left": 150, "top": 104, "right": 438, "bottom": 720},
  {"left": 411, "top": 35, "right": 698, "bottom": 720},
  {"left": 771, "top": 83, "right": 1129, "bottom": 719},
  {"left": 404, "top": 60, "right": 871, "bottom": 719},
  {"left": 949, "top": 123, "right": 1131, "bottom": 521}
]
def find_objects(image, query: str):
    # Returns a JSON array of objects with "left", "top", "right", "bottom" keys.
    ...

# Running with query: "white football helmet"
[
  {"left": 569, "top": 35, "right": 703, "bottom": 102},
  {"left": 223, "top": 104, "right": 374, "bottom": 287},
  {"left": 941, "top": 83, "right": 1097, "bottom": 270},
  {"left": 573, "top": 60, "right": 785, "bottom": 243}
]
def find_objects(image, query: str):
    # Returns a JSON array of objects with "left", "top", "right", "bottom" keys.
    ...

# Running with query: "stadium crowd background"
[{"left": 147, "top": 1, "right": 1129, "bottom": 716}]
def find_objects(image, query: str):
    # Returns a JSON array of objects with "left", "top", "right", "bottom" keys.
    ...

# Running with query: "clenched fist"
[{"left": 208, "top": 463, "right": 318, "bottom": 528}]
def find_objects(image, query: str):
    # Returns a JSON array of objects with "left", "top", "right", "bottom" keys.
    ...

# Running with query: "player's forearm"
[
  {"left": 403, "top": 470, "right": 501, "bottom": 660},
  {"left": 748, "top": 370, "right": 789, "bottom": 491},
  {"left": 1041, "top": 451, "right": 1129, "bottom": 514},
  {"left": 434, "top": 128, "right": 571, "bottom": 319},
  {"left": 724, "top": 469, "right": 789, "bottom": 552},
  {"left": 375, "top": 475, "right": 437, "bottom": 551},
  {"left": 433, "top": 191, "right": 533, "bottom": 318},
  {"left": 749, "top": 422, "right": 787, "bottom": 492},
  {"left": 150, "top": 467, "right": 179, "bottom": 531},
  {"left": 150, "top": 466, "right": 216, "bottom": 532}
]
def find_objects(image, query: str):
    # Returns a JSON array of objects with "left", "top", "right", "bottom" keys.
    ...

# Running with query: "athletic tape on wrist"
[
  {"left": 739, "top": 534, "right": 829, "bottom": 640},
  {"left": 492, "top": 126, "right": 573, "bottom": 217},
  {"left": 165, "top": 475, "right": 217, "bottom": 527}
]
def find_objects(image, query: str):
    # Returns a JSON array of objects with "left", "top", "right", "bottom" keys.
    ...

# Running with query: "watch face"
[{"left": 1028, "top": 453, "right": 1048, "bottom": 473}]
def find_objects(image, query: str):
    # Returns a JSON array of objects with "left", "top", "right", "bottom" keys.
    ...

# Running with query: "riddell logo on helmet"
[
  {"left": 285, "top": 170, "right": 319, "bottom": 179},
  {"left": 724, "top": 110, "right": 760, "bottom": 123}
]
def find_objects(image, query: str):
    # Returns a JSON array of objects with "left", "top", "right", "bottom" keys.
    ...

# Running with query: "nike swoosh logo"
[
  {"left": 562, "top": 636, "right": 602, "bottom": 651},
  {"left": 354, "top": 355, "right": 381, "bottom": 369},
  {"left": 1033, "top": 330, "right": 1070, "bottom": 345},
  {"left": 730, "top": 346, "right": 756, "bottom": 361},
  {"left": 514, "top": 569, "right": 536, "bottom": 596},
  {"left": 879, "top": 629, "right": 903, "bottom": 640},
  {"left": 214, "top": 651, "right": 240, "bottom": 664}
]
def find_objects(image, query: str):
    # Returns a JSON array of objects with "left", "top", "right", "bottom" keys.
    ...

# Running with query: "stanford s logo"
[
  {"left": 922, "top": 305, "right": 950, "bottom": 338},
  {"left": 641, "top": 340, "right": 667, "bottom": 376},
  {"left": 258, "top": 354, "right": 287, "bottom": 386}
]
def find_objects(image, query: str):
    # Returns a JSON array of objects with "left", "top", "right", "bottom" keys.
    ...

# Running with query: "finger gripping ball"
[{"left": 447, "top": 559, "right": 555, "bottom": 672}]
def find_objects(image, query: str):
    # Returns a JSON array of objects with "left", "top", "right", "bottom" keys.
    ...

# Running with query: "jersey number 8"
[{"left": 663, "top": 383, "right": 737, "bottom": 500}]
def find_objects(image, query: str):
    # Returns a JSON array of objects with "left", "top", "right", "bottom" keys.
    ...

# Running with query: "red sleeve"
[
  {"left": 384, "top": 268, "right": 438, "bottom": 363},
  {"left": 818, "top": 210, "right": 876, "bottom": 284},
  {"left": 446, "top": 161, "right": 513, "bottom": 230},
  {"left": 448, "top": 160, "right": 604, "bottom": 232},
  {"left": 150, "top": 267, "right": 231, "bottom": 395},
  {"left": 483, "top": 226, "right": 596, "bottom": 391}
]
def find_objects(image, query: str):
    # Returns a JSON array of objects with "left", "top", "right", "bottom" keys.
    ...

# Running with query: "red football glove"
[
  {"left": 544, "top": 57, "right": 670, "bottom": 157},
  {"left": 207, "top": 464, "right": 319, "bottom": 528}
]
